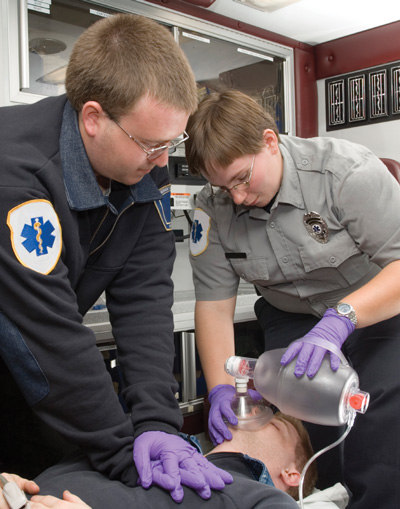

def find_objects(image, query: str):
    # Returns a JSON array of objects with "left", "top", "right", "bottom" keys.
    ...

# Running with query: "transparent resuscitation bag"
[{"left": 225, "top": 337, "right": 369, "bottom": 426}]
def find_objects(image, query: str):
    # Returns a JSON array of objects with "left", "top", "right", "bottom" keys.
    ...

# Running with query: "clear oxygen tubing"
[{"left": 298, "top": 410, "right": 356, "bottom": 509}]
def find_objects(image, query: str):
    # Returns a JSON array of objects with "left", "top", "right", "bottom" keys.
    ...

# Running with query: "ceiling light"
[{"left": 234, "top": 0, "right": 301, "bottom": 13}]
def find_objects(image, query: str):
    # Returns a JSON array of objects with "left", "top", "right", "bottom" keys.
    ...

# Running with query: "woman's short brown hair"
[
  {"left": 185, "top": 89, "right": 280, "bottom": 178},
  {"left": 66, "top": 13, "right": 198, "bottom": 119}
]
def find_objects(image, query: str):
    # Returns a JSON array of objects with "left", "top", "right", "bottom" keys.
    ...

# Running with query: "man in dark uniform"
[{"left": 0, "top": 13, "right": 231, "bottom": 503}]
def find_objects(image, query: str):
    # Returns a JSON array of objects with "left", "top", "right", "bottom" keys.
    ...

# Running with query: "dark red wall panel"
[
  {"left": 294, "top": 46, "right": 318, "bottom": 138},
  {"left": 315, "top": 21, "right": 400, "bottom": 80}
]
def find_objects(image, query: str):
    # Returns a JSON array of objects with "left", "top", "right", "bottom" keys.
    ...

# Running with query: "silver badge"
[{"left": 303, "top": 211, "right": 329, "bottom": 244}]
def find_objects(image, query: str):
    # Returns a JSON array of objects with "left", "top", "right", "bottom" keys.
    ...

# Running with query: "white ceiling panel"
[{"left": 206, "top": 0, "right": 400, "bottom": 44}]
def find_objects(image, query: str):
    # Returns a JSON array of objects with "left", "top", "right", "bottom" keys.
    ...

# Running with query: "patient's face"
[{"left": 259, "top": 415, "right": 300, "bottom": 473}]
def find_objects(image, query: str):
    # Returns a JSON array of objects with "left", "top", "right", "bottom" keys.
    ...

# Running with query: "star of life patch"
[
  {"left": 7, "top": 199, "right": 62, "bottom": 275},
  {"left": 190, "top": 208, "right": 211, "bottom": 256}
]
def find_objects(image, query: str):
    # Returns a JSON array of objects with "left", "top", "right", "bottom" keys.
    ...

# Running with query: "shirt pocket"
[
  {"left": 229, "top": 256, "right": 270, "bottom": 284},
  {"left": 298, "top": 229, "right": 365, "bottom": 286}
]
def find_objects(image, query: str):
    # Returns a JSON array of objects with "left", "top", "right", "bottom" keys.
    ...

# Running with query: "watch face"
[{"left": 338, "top": 303, "right": 351, "bottom": 314}]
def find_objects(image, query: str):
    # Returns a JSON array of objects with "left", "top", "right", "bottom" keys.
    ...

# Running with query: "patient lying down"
[{"left": 2, "top": 413, "right": 345, "bottom": 509}]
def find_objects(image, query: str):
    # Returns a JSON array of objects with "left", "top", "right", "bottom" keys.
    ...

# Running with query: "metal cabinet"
[
  {"left": 177, "top": 26, "right": 287, "bottom": 131},
  {"left": 1, "top": 0, "right": 295, "bottom": 134},
  {"left": 1, "top": 0, "right": 119, "bottom": 104}
]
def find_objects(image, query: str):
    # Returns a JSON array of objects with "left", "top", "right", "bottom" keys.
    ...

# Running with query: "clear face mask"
[{"left": 227, "top": 377, "right": 273, "bottom": 431}]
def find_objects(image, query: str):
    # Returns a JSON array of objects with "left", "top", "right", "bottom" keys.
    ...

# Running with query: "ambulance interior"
[{"left": 1, "top": 0, "right": 400, "bottom": 507}]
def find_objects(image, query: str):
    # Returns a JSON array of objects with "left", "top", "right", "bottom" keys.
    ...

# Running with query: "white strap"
[{"left": 300, "top": 336, "right": 349, "bottom": 367}]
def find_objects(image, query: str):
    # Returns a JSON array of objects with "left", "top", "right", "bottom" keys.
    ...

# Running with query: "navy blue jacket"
[
  {"left": 0, "top": 95, "right": 180, "bottom": 485},
  {"left": 34, "top": 452, "right": 299, "bottom": 508}
]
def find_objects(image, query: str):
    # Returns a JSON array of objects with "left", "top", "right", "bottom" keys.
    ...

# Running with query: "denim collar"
[
  {"left": 242, "top": 454, "right": 275, "bottom": 487},
  {"left": 60, "top": 101, "right": 162, "bottom": 213}
]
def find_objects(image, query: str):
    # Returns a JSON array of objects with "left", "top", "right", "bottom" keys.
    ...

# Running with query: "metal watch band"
[{"left": 335, "top": 302, "right": 358, "bottom": 326}]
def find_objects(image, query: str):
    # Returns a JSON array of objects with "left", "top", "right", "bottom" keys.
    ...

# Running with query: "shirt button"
[
  {"left": 282, "top": 256, "right": 288, "bottom": 263},
  {"left": 270, "top": 222, "right": 276, "bottom": 228},
  {"left": 330, "top": 256, "right": 336, "bottom": 263},
  {"left": 240, "top": 273, "right": 246, "bottom": 278},
  {"left": 302, "top": 159, "right": 308, "bottom": 166}
]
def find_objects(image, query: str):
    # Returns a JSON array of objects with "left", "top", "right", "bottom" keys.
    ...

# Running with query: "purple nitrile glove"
[
  {"left": 133, "top": 431, "right": 233, "bottom": 503},
  {"left": 208, "top": 384, "right": 262, "bottom": 446},
  {"left": 280, "top": 308, "right": 355, "bottom": 378}
]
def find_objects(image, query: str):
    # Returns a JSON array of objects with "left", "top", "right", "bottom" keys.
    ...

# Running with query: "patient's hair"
[{"left": 276, "top": 413, "right": 318, "bottom": 500}]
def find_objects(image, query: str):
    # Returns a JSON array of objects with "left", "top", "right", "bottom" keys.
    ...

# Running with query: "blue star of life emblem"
[
  {"left": 191, "top": 219, "right": 203, "bottom": 244},
  {"left": 20, "top": 216, "right": 56, "bottom": 256}
]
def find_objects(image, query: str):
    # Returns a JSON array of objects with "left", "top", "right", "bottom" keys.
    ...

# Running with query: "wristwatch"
[{"left": 334, "top": 302, "right": 358, "bottom": 326}]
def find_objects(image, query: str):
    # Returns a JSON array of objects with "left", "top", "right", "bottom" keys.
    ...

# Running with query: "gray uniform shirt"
[{"left": 189, "top": 136, "right": 400, "bottom": 317}]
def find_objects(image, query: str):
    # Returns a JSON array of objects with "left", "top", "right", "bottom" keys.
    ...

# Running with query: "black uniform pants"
[{"left": 255, "top": 297, "right": 400, "bottom": 509}]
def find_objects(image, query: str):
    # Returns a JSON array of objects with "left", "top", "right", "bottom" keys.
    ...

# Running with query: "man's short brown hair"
[{"left": 66, "top": 13, "right": 198, "bottom": 119}]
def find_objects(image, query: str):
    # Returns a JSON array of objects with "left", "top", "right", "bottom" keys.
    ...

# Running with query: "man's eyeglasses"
[
  {"left": 113, "top": 118, "right": 189, "bottom": 162},
  {"left": 211, "top": 154, "right": 256, "bottom": 196}
]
